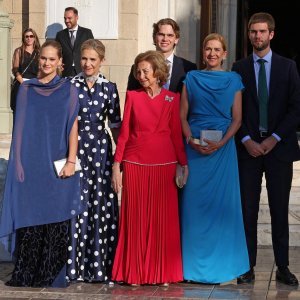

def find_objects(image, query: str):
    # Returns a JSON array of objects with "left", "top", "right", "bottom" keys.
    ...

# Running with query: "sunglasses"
[{"left": 25, "top": 35, "right": 34, "bottom": 38}]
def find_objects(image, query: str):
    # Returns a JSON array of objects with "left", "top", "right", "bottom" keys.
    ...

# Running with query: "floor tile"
[
  {"left": 267, "top": 290, "right": 300, "bottom": 299},
  {"left": 0, "top": 246, "right": 299, "bottom": 299},
  {"left": 153, "top": 285, "right": 212, "bottom": 299},
  {"left": 269, "top": 280, "right": 300, "bottom": 291}
]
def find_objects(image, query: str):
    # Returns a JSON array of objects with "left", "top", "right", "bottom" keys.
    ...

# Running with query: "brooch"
[{"left": 165, "top": 95, "right": 174, "bottom": 102}]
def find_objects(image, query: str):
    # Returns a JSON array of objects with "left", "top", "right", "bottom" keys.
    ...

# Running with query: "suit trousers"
[{"left": 238, "top": 150, "right": 292, "bottom": 268}]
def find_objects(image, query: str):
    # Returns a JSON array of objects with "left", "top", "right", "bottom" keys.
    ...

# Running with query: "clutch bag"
[
  {"left": 194, "top": 130, "right": 222, "bottom": 146},
  {"left": 53, "top": 156, "right": 81, "bottom": 176},
  {"left": 175, "top": 164, "right": 184, "bottom": 188}
]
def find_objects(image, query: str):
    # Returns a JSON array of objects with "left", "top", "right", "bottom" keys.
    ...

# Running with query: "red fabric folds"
[{"left": 112, "top": 162, "right": 183, "bottom": 284}]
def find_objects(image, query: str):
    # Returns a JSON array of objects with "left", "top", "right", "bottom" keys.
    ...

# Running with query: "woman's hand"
[
  {"left": 112, "top": 163, "right": 122, "bottom": 193},
  {"left": 189, "top": 138, "right": 223, "bottom": 155},
  {"left": 15, "top": 160, "right": 24, "bottom": 182},
  {"left": 59, "top": 162, "right": 75, "bottom": 178},
  {"left": 176, "top": 164, "right": 189, "bottom": 188}
]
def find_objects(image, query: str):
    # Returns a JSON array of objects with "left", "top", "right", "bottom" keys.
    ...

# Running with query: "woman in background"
[
  {"left": 180, "top": 33, "right": 249, "bottom": 284},
  {"left": 11, "top": 28, "right": 40, "bottom": 113},
  {"left": 67, "top": 39, "right": 121, "bottom": 283}
]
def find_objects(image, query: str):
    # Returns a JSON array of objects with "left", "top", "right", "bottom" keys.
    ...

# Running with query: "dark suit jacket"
[
  {"left": 232, "top": 52, "right": 300, "bottom": 162},
  {"left": 55, "top": 26, "right": 94, "bottom": 77},
  {"left": 127, "top": 55, "right": 197, "bottom": 93}
]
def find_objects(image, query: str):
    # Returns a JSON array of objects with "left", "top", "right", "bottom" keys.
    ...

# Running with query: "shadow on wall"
[{"left": 45, "top": 23, "right": 64, "bottom": 40}]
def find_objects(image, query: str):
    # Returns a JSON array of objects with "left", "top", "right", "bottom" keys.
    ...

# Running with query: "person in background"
[
  {"left": 67, "top": 39, "right": 121, "bottom": 283},
  {"left": 55, "top": 7, "right": 94, "bottom": 77},
  {"left": 0, "top": 40, "right": 83, "bottom": 287},
  {"left": 127, "top": 18, "right": 197, "bottom": 93},
  {"left": 232, "top": 12, "right": 300, "bottom": 286},
  {"left": 180, "top": 33, "right": 249, "bottom": 284},
  {"left": 11, "top": 28, "right": 40, "bottom": 113},
  {"left": 112, "top": 50, "right": 188, "bottom": 286}
]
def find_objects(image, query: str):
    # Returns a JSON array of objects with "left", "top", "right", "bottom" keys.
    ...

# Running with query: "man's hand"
[
  {"left": 261, "top": 136, "right": 278, "bottom": 155},
  {"left": 243, "top": 139, "right": 265, "bottom": 157}
]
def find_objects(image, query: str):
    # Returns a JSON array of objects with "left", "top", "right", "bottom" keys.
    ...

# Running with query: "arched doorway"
[{"left": 236, "top": 0, "right": 300, "bottom": 73}]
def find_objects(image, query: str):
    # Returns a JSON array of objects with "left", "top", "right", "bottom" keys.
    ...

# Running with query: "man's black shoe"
[
  {"left": 276, "top": 267, "right": 299, "bottom": 286},
  {"left": 237, "top": 268, "right": 255, "bottom": 284}
]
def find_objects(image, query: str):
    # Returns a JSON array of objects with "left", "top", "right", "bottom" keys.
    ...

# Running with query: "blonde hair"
[
  {"left": 203, "top": 33, "right": 227, "bottom": 51},
  {"left": 81, "top": 39, "right": 105, "bottom": 61}
]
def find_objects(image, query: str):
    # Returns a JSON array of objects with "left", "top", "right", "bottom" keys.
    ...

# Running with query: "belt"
[{"left": 260, "top": 130, "right": 268, "bottom": 138}]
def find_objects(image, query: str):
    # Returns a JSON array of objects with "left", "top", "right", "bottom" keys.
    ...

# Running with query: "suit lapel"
[
  {"left": 268, "top": 53, "right": 279, "bottom": 100},
  {"left": 247, "top": 55, "right": 259, "bottom": 101},
  {"left": 169, "top": 55, "right": 181, "bottom": 92},
  {"left": 63, "top": 29, "right": 73, "bottom": 49},
  {"left": 73, "top": 26, "right": 82, "bottom": 50}
]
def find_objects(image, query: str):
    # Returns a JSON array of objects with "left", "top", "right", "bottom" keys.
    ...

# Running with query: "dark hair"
[
  {"left": 81, "top": 39, "right": 105, "bottom": 61},
  {"left": 133, "top": 50, "right": 168, "bottom": 87},
  {"left": 20, "top": 28, "right": 40, "bottom": 63},
  {"left": 152, "top": 18, "right": 180, "bottom": 45},
  {"left": 65, "top": 7, "right": 78, "bottom": 15},
  {"left": 248, "top": 12, "right": 275, "bottom": 32}
]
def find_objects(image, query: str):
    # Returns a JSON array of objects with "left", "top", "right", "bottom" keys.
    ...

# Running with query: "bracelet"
[
  {"left": 67, "top": 160, "right": 76, "bottom": 164},
  {"left": 186, "top": 136, "right": 193, "bottom": 144}
]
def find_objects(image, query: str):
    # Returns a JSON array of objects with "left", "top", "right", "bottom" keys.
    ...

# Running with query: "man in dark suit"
[
  {"left": 232, "top": 12, "right": 300, "bottom": 286},
  {"left": 127, "top": 18, "right": 197, "bottom": 93},
  {"left": 55, "top": 7, "right": 94, "bottom": 77}
]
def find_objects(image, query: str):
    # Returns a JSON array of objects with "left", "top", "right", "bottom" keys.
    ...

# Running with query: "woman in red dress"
[{"left": 111, "top": 50, "right": 188, "bottom": 285}]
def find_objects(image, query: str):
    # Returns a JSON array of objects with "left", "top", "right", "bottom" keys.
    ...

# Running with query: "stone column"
[{"left": 0, "top": 0, "right": 14, "bottom": 134}]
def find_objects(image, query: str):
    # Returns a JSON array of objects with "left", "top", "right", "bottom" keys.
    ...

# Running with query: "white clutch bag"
[
  {"left": 175, "top": 164, "right": 184, "bottom": 188},
  {"left": 53, "top": 156, "right": 81, "bottom": 176},
  {"left": 193, "top": 130, "right": 222, "bottom": 146}
]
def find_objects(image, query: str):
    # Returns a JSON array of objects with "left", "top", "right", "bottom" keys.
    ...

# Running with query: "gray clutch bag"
[
  {"left": 193, "top": 130, "right": 223, "bottom": 146},
  {"left": 200, "top": 130, "right": 222, "bottom": 146}
]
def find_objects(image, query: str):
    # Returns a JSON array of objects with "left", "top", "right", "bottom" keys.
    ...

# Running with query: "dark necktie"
[
  {"left": 257, "top": 59, "right": 268, "bottom": 129},
  {"left": 70, "top": 30, "right": 75, "bottom": 48}
]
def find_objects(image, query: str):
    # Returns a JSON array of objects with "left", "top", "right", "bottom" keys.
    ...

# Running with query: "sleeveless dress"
[
  {"left": 67, "top": 73, "right": 121, "bottom": 282},
  {"left": 180, "top": 70, "right": 249, "bottom": 283}
]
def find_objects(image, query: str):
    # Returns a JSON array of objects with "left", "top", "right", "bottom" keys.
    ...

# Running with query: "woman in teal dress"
[{"left": 180, "top": 33, "right": 249, "bottom": 283}]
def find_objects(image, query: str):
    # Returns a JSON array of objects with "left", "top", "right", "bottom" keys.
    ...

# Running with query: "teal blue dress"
[{"left": 181, "top": 70, "right": 249, "bottom": 283}]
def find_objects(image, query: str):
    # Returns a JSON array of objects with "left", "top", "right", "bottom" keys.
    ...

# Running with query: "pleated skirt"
[{"left": 112, "top": 162, "right": 183, "bottom": 284}]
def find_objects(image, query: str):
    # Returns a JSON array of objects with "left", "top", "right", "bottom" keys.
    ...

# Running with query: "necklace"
[
  {"left": 83, "top": 74, "right": 99, "bottom": 83},
  {"left": 147, "top": 87, "right": 162, "bottom": 99}
]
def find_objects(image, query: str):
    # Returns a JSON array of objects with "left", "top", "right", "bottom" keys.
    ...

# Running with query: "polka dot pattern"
[{"left": 67, "top": 74, "right": 121, "bottom": 282}]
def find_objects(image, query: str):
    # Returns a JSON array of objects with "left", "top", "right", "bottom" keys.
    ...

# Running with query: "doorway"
[{"left": 237, "top": 0, "right": 300, "bottom": 73}]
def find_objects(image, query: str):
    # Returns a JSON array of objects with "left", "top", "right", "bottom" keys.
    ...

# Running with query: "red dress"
[{"left": 112, "top": 88, "right": 187, "bottom": 284}]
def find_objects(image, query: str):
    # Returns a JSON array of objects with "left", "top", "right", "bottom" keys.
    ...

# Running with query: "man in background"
[
  {"left": 127, "top": 18, "right": 197, "bottom": 92},
  {"left": 55, "top": 7, "right": 94, "bottom": 77}
]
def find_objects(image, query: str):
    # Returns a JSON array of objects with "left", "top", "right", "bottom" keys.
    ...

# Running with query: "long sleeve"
[
  {"left": 170, "top": 93, "right": 188, "bottom": 165},
  {"left": 114, "top": 92, "right": 132, "bottom": 162}
]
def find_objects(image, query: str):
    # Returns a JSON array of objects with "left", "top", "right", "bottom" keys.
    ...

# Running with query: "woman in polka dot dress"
[{"left": 67, "top": 39, "right": 121, "bottom": 283}]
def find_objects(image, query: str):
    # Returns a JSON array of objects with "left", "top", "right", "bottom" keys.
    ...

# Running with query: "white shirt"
[{"left": 69, "top": 25, "right": 79, "bottom": 39}]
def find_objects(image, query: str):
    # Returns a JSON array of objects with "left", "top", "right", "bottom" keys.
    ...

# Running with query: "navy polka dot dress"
[{"left": 67, "top": 73, "right": 121, "bottom": 282}]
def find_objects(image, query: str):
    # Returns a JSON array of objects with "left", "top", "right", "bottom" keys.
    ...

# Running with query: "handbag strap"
[
  {"left": 12, "top": 51, "right": 37, "bottom": 87},
  {"left": 19, "top": 51, "right": 37, "bottom": 77}
]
